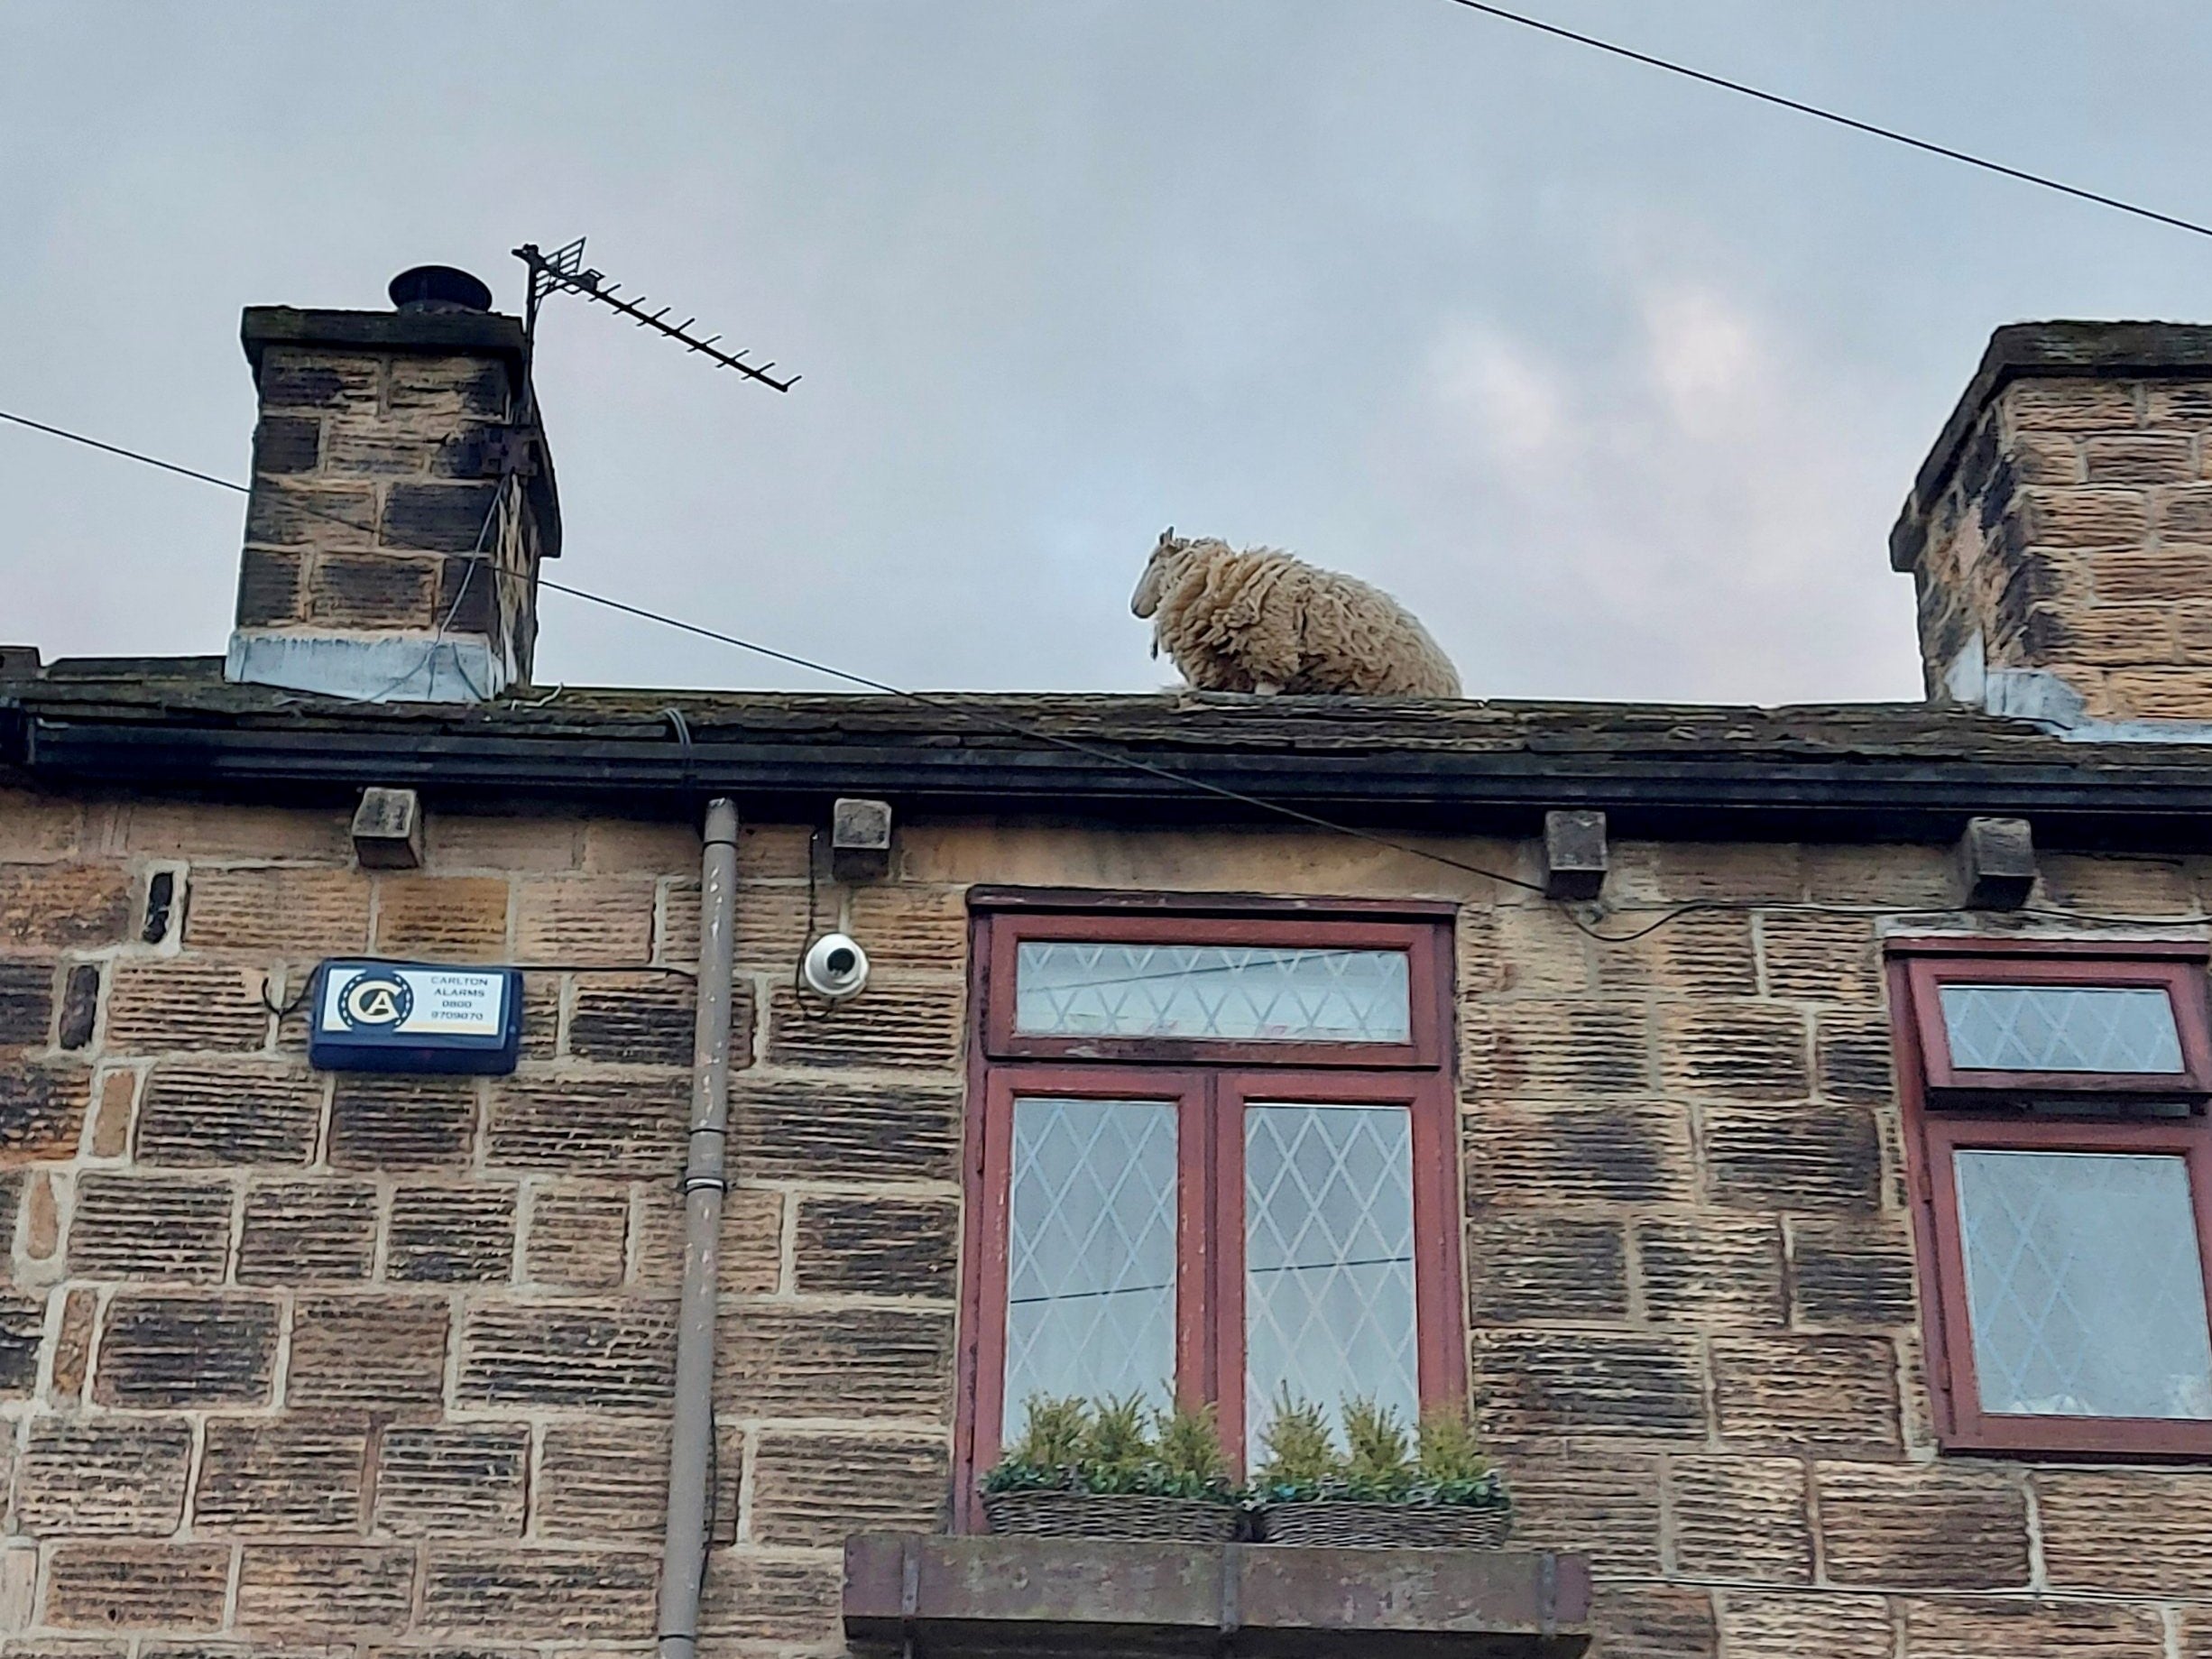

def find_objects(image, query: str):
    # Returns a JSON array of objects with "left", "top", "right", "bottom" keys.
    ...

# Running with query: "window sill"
[{"left": 843, "top": 1533, "right": 1591, "bottom": 1656}]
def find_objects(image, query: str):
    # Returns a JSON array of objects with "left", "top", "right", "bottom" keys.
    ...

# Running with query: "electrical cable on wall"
[{"left": 8, "top": 403, "right": 2212, "bottom": 948}]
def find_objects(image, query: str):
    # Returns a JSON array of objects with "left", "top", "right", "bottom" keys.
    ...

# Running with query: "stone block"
[
  {"left": 0, "top": 1058, "right": 85, "bottom": 1164},
  {"left": 0, "top": 788, "right": 84, "bottom": 861},
  {"left": 1711, "top": 1334, "right": 1900, "bottom": 1453},
  {"left": 235, "top": 1544, "right": 416, "bottom": 1635},
  {"left": 387, "top": 1184, "right": 517, "bottom": 1283},
  {"left": 1816, "top": 1461, "right": 2029, "bottom": 1589},
  {"left": 243, "top": 479, "right": 375, "bottom": 549},
  {"left": 381, "top": 482, "right": 502, "bottom": 553},
  {"left": 1701, "top": 1102, "right": 1883, "bottom": 1212},
  {"left": 1485, "top": 1441, "right": 1662, "bottom": 1579},
  {"left": 513, "top": 877, "right": 655, "bottom": 964},
  {"left": 583, "top": 817, "right": 699, "bottom": 874},
  {"left": 2033, "top": 1469, "right": 2212, "bottom": 1596},
  {"left": 566, "top": 972, "right": 698, "bottom": 1065},
  {"left": 136, "top": 1062, "right": 321, "bottom": 1166},
  {"left": 2039, "top": 853, "right": 2195, "bottom": 914},
  {"left": 184, "top": 868, "right": 372, "bottom": 954},
  {"left": 237, "top": 1179, "right": 378, "bottom": 1284},
  {"left": 751, "top": 1430, "right": 950, "bottom": 1545},
  {"left": 1814, "top": 1012, "right": 1895, "bottom": 1104},
  {"left": 767, "top": 976, "right": 963, "bottom": 1069},
  {"left": 2081, "top": 431, "right": 2195, "bottom": 483},
  {"left": 87, "top": 1067, "right": 136, "bottom": 1158},
  {"left": 194, "top": 1414, "right": 371, "bottom": 1533},
  {"left": 50, "top": 1286, "right": 96, "bottom": 1400},
  {"left": 0, "top": 1295, "right": 37, "bottom": 1396},
  {"left": 522, "top": 1186, "right": 629, "bottom": 1288},
  {"left": 631, "top": 1184, "right": 782, "bottom": 1296},
  {"left": 716, "top": 1303, "right": 954, "bottom": 1418},
  {"left": 419, "top": 811, "right": 580, "bottom": 874},
  {"left": 1802, "top": 843, "right": 1958, "bottom": 908},
  {"left": 287, "top": 1294, "right": 450, "bottom": 1408},
  {"left": 1788, "top": 1217, "right": 1918, "bottom": 1330},
  {"left": 417, "top": 1548, "right": 660, "bottom": 1641},
  {"left": 104, "top": 959, "right": 270, "bottom": 1055},
  {"left": 328, "top": 1074, "right": 476, "bottom": 1169},
  {"left": 535, "top": 1419, "right": 670, "bottom": 1538},
  {"left": 1586, "top": 911, "right": 1756, "bottom": 998},
  {"left": 1586, "top": 1584, "right": 1716, "bottom": 1658},
  {"left": 0, "top": 863, "right": 133, "bottom": 949},
  {"left": 1656, "top": 1003, "right": 1810, "bottom": 1101},
  {"left": 1718, "top": 1592, "right": 1894, "bottom": 1657},
  {"left": 1667, "top": 1456, "right": 1811, "bottom": 1584},
  {"left": 1464, "top": 1098, "right": 1695, "bottom": 1208},
  {"left": 0, "top": 961, "right": 54, "bottom": 1046},
  {"left": 1473, "top": 1329, "right": 1706, "bottom": 1440},
  {"left": 733, "top": 1075, "right": 962, "bottom": 1184},
  {"left": 2016, "top": 484, "right": 2152, "bottom": 548},
  {"left": 235, "top": 545, "right": 305, "bottom": 625},
  {"left": 123, "top": 802, "right": 351, "bottom": 862},
  {"left": 259, "top": 347, "right": 380, "bottom": 411},
  {"left": 696, "top": 1551, "right": 843, "bottom": 1645},
  {"left": 1461, "top": 1001, "right": 1650, "bottom": 1096},
  {"left": 1608, "top": 843, "right": 1802, "bottom": 905},
  {"left": 372, "top": 874, "right": 511, "bottom": 957},
  {"left": 96, "top": 1294, "right": 278, "bottom": 1406},
  {"left": 42, "top": 1544, "right": 231, "bottom": 1632},
  {"left": 17, "top": 1415, "right": 193, "bottom": 1535},
  {"left": 457, "top": 1301, "right": 676, "bottom": 1408},
  {"left": 1757, "top": 914, "right": 1883, "bottom": 1004},
  {"left": 1637, "top": 1216, "right": 1784, "bottom": 1327},
  {"left": 488, "top": 1073, "right": 686, "bottom": 1181},
  {"left": 1897, "top": 1597, "right": 2163, "bottom": 1657},
  {"left": 374, "top": 1423, "right": 530, "bottom": 1538},
  {"left": 1465, "top": 1213, "right": 1627, "bottom": 1324},
  {"left": 793, "top": 1193, "right": 959, "bottom": 1298},
  {"left": 846, "top": 884, "right": 970, "bottom": 965},
  {"left": 70, "top": 1173, "right": 233, "bottom": 1281}
]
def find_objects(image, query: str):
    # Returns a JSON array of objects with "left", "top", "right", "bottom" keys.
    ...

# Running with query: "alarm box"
[{"left": 308, "top": 959, "right": 524, "bottom": 1075}]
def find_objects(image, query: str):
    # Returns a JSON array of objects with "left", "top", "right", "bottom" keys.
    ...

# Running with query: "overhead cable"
[{"left": 1442, "top": 0, "right": 2212, "bottom": 243}]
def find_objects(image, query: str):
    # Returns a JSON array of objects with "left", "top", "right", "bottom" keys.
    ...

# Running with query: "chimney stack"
[
  {"left": 224, "top": 265, "right": 560, "bottom": 702},
  {"left": 1892, "top": 322, "right": 2212, "bottom": 723}
]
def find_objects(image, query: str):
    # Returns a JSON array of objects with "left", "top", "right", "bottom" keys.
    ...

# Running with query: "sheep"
[{"left": 1129, "top": 529, "right": 1461, "bottom": 698}]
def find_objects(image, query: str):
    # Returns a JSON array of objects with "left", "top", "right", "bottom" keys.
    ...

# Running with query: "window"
[
  {"left": 956, "top": 897, "right": 1463, "bottom": 1519},
  {"left": 1892, "top": 940, "right": 2212, "bottom": 1456}
]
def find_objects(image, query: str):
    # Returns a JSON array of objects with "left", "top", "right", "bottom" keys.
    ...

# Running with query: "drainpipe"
[{"left": 659, "top": 797, "right": 740, "bottom": 1659}]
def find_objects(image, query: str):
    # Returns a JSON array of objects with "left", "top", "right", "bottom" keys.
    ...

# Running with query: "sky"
[{"left": 5, "top": 2, "right": 2212, "bottom": 706}]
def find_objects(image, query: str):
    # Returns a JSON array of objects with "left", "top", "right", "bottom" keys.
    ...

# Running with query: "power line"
[
  {"left": 1442, "top": 0, "right": 2212, "bottom": 244},
  {"left": 9, "top": 402, "right": 2212, "bottom": 945}
]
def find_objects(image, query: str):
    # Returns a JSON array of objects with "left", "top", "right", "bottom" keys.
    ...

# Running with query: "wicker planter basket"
[
  {"left": 1253, "top": 1499, "right": 1512, "bottom": 1549},
  {"left": 982, "top": 1488, "right": 1246, "bottom": 1543}
]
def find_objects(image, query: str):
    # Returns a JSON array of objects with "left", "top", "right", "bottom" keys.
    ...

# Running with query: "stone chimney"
[
  {"left": 1891, "top": 322, "right": 2212, "bottom": 723},
  {"left": 225, "top": 265, "right": 560, "bottom": 702}
]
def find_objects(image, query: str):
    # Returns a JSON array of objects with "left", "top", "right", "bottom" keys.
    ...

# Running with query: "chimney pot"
[{"left": 388, "top": 265, "right": 493, "bottom": 315}]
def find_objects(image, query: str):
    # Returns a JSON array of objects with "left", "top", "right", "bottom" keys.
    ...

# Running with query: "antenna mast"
[{"left": 514, "top": 238, "right": 798, "bottom": 392}]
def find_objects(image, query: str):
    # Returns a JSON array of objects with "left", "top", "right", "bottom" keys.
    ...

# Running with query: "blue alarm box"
[{"left": 308, "top": 959, "right": 524, "bottom": 1075}]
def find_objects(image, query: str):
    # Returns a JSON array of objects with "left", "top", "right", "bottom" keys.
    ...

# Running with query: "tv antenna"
[{"left": 513, "top": 238, "right": 798, "bottom": 392}]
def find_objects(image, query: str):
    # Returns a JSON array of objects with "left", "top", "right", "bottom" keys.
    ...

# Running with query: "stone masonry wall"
[
  {"left": 4, "top": 792, "right": 2212, "bottom": 1657},
  {"left": 1901, "top": 373, "right": 2212, "bottom": 719}
]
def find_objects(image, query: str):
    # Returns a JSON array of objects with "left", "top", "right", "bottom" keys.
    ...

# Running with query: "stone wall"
[
  {"left": 3, "top": 793, "right": 2210, "bottom": 1656},
  {"left": 1896, "top": 368, "right": 2212, "bottom": 720}
]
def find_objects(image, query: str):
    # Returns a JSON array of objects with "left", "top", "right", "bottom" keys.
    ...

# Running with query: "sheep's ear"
[{"left": 1157, "top": 526, "right": 1175, "bottom": 548}]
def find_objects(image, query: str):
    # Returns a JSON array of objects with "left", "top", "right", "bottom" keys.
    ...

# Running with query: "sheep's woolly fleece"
[{"left": 1129, "top": 531, "right": 1461, "bottom": 698}]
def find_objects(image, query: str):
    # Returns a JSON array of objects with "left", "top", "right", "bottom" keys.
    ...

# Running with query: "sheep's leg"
[{"left": 1251, "top": 679, "right": 1283, "bottom": 696}]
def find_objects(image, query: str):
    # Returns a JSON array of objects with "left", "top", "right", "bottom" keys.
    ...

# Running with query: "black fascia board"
[{"left": 19, "top": 707, "right": 2212, "bottom": 851}]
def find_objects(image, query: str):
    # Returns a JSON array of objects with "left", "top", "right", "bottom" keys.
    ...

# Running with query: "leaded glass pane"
[
  {"left": 1956, "top": 1149, "right": 2212, "bottom": 1419},
  {"left": 1243, "top": 1103, "right": 1418, "bottom": 1461},
  {"left": 1004, "top": 1098, "right": 1178, "bottom": 1441},
  {"left": 1940, "top": 984, "right": 2183, "bottom": 1073},
  {"left": 1016, "top": 942, "right": 1411, "bottom": 1043}
]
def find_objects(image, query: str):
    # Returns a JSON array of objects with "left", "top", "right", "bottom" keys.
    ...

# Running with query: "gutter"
[{"left": 659, "top": 797, "right": 739, "bottom": 1659}]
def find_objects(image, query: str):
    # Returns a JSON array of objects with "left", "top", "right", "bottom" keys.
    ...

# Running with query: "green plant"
[
  {"left": 1415, "top": 1409, "right": 1489, "bottom": 1486},
  {"left": 1010, "top": 1395, "right": 1091, "bottom": 1469},
  {"left": 1151, "top": 1399, "right": 1235, "bottom": 1498},
  {"left": 1080, "top": 1391, "right": 1154, "bottom": 1490},
  {"left": 1253, "top": 1390, "right": 1343, "bottom": 1497},
  {"left": 1341, "top": 1397, "right": 1415, "bottom": 1500}
]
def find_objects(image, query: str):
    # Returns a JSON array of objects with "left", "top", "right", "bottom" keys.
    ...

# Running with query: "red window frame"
[
  {"left": 954, "top": 894, "right": 1465, "bottom": 1528},
  {"left": 1890, "top": 937, "right": 2212, "bottom": 1459}
]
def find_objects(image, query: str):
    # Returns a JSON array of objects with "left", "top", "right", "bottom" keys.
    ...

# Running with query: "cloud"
[{"left": 1390, "top": 279, "right": 1922, "bottom": 705}]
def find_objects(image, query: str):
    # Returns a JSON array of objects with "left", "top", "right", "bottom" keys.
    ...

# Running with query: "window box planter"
[
  {"left": 1253, "top": 1496, "right": 1512, "bottom": 1548},
  {"left": 844, "top": 1532, "right": 1590, "bottom": 1657},
  {"left": 982, "top": 1488, "right": 1246, "bottom": 1543}
]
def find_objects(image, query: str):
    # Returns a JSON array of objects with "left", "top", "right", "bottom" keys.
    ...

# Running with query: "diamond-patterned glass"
[
  {"left": 1016, "top": 943, "right": 1411, "bottom": 1043},
  {"left": 1004, "top": 1098, "right": 1179, "bottom": 1440},
  {"left": 1243, "top": 1103, "right": 1418, "bottom": 1460},
  {"left": 1940, "top": 984, "right": 2183, "bottom": 1073},
  {"left": 1956, "top": 1149, "right": 2212, "bottom": 1419}
]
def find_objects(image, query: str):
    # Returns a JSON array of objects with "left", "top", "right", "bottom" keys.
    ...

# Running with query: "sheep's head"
[{"left": 1133, "top": 528, "right": 1230, "bottom": 621}]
